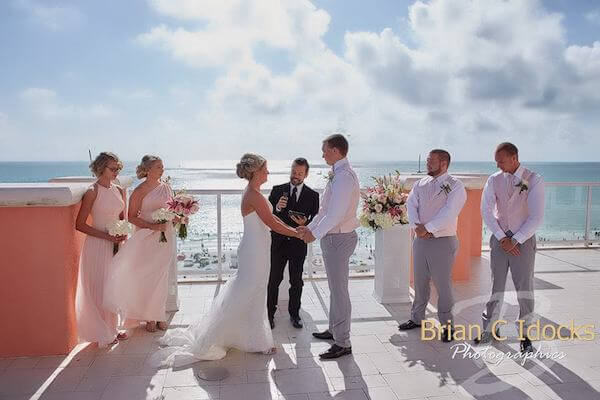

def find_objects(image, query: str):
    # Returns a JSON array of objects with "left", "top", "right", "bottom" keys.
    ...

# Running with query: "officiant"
[{"left": 267, "top": 158, "right": 320, "bottom": 329}]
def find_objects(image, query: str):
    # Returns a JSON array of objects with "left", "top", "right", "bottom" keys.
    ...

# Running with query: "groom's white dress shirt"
[{"left": 307, "top": 158, "right": 360, "bottom": 240}]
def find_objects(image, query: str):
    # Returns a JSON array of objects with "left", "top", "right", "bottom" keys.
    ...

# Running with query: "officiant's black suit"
[{"left": 267, "top": 183, "right": 319, "bottom": 321}]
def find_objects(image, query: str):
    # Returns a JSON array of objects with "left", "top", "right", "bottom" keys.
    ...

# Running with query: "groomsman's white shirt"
[
  {"left": 406, "top": 173, "right": 467, "bottom": 238},
  {"left": 307, "top": 158, "right": 360, "bottom": 240},
  {"left": 481, "top": 165, "right": 544, "bottom": 244}
]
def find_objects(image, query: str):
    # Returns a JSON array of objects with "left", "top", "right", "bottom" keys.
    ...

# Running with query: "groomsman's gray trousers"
[
  {"left": 410, "top": 236, "right": 459, "bottom": 326},
  {"left": 321, "top": 231, "right": 358, "bottom": 348},
  {"left": 482, "top": 235, "right": 536, "bottom": 332}
]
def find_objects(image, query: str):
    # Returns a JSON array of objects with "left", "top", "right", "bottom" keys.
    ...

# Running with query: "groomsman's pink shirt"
[
  {"left": 406, "top": 173, "right": 467, "bottom": 238},
  {"left": 481, "top": 165, "right": 545, "bottom": 244}
]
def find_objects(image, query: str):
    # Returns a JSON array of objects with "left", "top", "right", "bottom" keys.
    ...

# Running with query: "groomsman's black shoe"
[
  {"left": 290, "top": 316, "right": 303, "bottom": 329},
  {"left": 441, "top": 326, "right": 454, "bottom": 343},
  {"left": 473, "top": 329, "right": 500, "bottom": 345},
  {"left": 398, "top": 320, "right": 421, "bottom": 331},
  {"left": 520, "top": 336, "right": 534, "bottom": 354},
  {"left": 269, "top": 317, "right": 275, "bottom": 330},
  {"left": 312, "top": 330, "right": 334, "bottom": 340},
  {"left": 319, "top": 344, "right": 352, "bottom": 360}
]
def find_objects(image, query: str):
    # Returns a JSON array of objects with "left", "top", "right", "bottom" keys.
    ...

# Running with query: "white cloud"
[
  {"left": 20, "top": 88, "right": 115, "bottom": 119},
  {"left": 5, "top": 0, "right": 599, "bottom": 161},
  {"left": 14, "top": 0, "right": 83, "bottom": 31},
  {"left": 132, "top": 0, "right": 600, "bottom": 161}
]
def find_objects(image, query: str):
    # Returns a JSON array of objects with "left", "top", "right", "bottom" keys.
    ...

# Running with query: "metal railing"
[{"left": 178, "top": 183, "right": 599, "bottom": 281}]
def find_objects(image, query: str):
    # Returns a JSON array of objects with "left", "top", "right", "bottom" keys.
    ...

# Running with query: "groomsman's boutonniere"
[
  {"left": 438, "top": 183, "right": 452, "bottom": 196},
  {"left": 515, "top": 179, "right": 529, "bottom": 194},
  {"left": 325, "top": 171, "right": 335, "bottom": 183}
]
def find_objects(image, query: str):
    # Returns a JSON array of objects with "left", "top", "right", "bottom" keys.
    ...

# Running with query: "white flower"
[
  {"left": 374, "top": 213, "right": 395, "bottom": 229},
  {"left": 516, "top": 178, "right": 529, "bottom": 193},
  {"left": 374, "top": 203, "right": 383, "bottom": 213},
  {"left": 107, "top": 220, "right": 133, "bottom": 236},
  {"left": 151, "top": 208, "right": 176, "bottom": 222},
  {"left": 439, "top": 183, "right": 452, "bottom": 196},
  {"left": 359, "top": 213, "right": 371, "bottom": 228},
  {"left": 325, "top": 171, "right": 335, "bottom": 182}
]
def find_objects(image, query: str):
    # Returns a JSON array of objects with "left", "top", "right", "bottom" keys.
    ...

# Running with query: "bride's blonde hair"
[{"left": 236, "top": 153, "right": 266, "bottom": 181}]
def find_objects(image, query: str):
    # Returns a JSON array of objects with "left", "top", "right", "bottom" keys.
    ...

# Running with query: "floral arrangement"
[
  {"left": 166, "top": 191, "right": 200, "bottom": 239},
  {"left": 359, "top": 172, "right": 409, "bottom": 231},
  {"left": 107, "top": 220, "right": 133, "bottom": 254},
  {"left": 151, "top": 208, "right": 176, "bottom": 242}
]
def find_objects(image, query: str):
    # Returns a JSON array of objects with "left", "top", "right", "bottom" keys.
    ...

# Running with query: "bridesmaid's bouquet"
[
  {"left": 360, "top": 171, "right": 409, "bottom": 231},
  {"left": 151, "top": 208, "right": 176, "bottom": 243},
  {"left": 167, "top": 192, "right": 200, "bottom": 239},
  {"left": 107, "top": 220, "right": 133, "bottom": 255}
]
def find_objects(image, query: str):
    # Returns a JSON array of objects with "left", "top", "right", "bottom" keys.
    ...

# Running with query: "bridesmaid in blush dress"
[
  {"left": 104, "top": 155, "right": 176, "bottom": 333},
  {"left": 75, "top": 152, "right": 129, "bottom": 348}
]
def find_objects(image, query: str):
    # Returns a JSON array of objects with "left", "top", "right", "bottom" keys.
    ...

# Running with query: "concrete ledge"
[{"left": 0, "top": 176, "right": 134, "bottom": 207}]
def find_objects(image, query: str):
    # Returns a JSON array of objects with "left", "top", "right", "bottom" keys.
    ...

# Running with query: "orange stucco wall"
[
  {"left": 452, "top": 188, "right": 483, "bottom": 280},
  {"left": 0, "top": 203, "right": 83, "bottom": 357}
]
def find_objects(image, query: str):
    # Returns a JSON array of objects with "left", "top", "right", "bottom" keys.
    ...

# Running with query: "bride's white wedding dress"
[{"left": 153, "top": 208, "right": 274, "bottom": 367}]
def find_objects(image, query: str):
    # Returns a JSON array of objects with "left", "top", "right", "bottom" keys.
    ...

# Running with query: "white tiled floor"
[{"left": 2, "top": 248, "right": 600, "bottom": 400}]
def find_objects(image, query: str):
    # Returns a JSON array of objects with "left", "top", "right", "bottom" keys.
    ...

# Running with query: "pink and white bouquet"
[
  {"left": 166, "top": 191, "right": 200, "bottom": 239},
  {"left": 360, "top": 172, "right": 409, "bottom": 231},
  {"left": 151, "top": 208, "right": 176, "bottom": 243},
  {"left": 107, "top": 220, "right": 133, "bottom": 255}
]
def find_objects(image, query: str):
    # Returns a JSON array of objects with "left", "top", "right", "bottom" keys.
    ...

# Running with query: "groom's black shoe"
[
  {"left": 398, "top": 320, "right": 421, "bottom": 331},
  {"left": 319, "top": 344, "right": 352, "bottom": 360},
  {"left": 290, "top": 316, "right": 303, "bottom": 329},
  {"left": 269, "top": 317, "right": 275, "bottom": 330},
  {"left": 312, "top": 330, "right": 334, "bottom": 340}
]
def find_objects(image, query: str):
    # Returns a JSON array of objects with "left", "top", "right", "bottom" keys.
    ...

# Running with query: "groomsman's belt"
[{"left": 505, "top": 230, "right": 514, "bottom": 238}]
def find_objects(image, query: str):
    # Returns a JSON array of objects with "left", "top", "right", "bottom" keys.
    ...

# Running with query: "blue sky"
[{"left": 1, "top": 0, "right": 599, "bottom": 163}]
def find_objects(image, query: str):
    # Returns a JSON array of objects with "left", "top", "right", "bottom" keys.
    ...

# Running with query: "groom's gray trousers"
[
  {"left": 321, "top": 231, "right": 358, "bottom": 348},
  {"left": 410, "top": 236, "right": 458, "bottom": 326}
]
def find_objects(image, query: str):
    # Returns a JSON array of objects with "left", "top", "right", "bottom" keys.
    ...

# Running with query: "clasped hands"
[
  {"left": 295, "top": 226, "right": 316, "bottom": 243},
  {"left": 500, "top": 237, "right": 521, "bottom": 256},
  {"left": 415, "top": 224, "right": 434, "bottom": 239}
]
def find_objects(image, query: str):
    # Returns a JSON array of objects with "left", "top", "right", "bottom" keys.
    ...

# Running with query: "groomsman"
[
  {"left": 299, "top": 133, "right": 360, "bottom": 359},
  {"left": 398, "top": 149, "right": 466, "bottom": 342},
  {"left": 268, "top": 158, "right": 320, "bottom": 329},
  {"left": 475, "top": 142, "right": 544, "bottom": 353}
]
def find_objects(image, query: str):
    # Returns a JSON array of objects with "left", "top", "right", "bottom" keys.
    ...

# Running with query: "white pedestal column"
[{"left": 373, "top": 224, "right": 411, "bottom": 304}]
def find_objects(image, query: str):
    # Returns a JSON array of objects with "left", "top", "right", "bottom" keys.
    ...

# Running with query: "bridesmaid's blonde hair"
[
  {"left": 136, "top": 155, "right": 161, "bottom": 179},
  {"left": 89, "top": 152, "right": 123, "bottom": 177},
  {"left": 236, "top": 153, "right": 266, "bottom": 181}
]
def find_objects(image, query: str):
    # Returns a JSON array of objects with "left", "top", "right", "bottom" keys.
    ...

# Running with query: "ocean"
[{"left": 2, "top": 160, "right": 599, "bottom": 274}]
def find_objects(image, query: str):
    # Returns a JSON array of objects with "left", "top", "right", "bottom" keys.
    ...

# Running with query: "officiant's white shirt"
[{"left": 307, "top": 158, "right": 360, "bottom": 240}]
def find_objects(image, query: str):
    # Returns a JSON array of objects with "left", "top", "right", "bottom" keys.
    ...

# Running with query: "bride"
[{"left": 154, "top": 153, "right": 302, "bottom": 367}]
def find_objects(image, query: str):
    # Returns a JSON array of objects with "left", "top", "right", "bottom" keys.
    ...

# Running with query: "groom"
[{"left": 298, "top": 133, "right": 360, "bottom": 360}]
